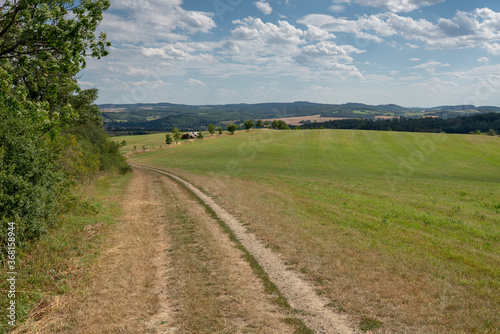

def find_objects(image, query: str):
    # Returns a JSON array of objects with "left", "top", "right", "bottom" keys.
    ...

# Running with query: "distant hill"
[{"left": 99, "top": 101, "right": 500, "bottom": 132}]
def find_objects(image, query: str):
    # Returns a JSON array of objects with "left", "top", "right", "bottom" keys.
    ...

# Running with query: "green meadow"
[{"left": 125, "top": 129, "right": 500, "bottom": 333}]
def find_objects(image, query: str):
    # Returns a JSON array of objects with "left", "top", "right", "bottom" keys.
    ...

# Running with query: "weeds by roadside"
[{"left": 0, "top": 173, "right": 131, "bottom": 334}]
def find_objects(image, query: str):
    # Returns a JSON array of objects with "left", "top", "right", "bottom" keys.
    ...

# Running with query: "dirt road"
[
  {"left": 38, "top": 167, "right": 296, "bottom": 333},
  {"left": 22, "top": 166, "right": 358, "bottom": 333},
  {"left": 132, "top": 164, "right": 359, "bottom": 334}
]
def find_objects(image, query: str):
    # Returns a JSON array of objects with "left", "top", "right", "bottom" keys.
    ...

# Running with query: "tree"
[
  {"left": 0, "top": 0, "right": 111, "bottom": 130},
  {"left": 207, "top": 124, "right": 216, "bottom": 137},
  {"left": 226, "top": 124, "right": 237, "bottom": 135},
  {"left": 264, "top": 120, "right": 270, "bottom": 127},
  {"left": 197, "top": 131, "right": 204, "bottom": 140},
  {"left": 171, "top": 127, "right": 181, "bottom": 144},
  {"left": 271, "top": 120, "right": 291, "bottom": 130},
  {"left": 0, "top": 0, "right": 123, "bottom": 259},
  {"left": 256, "top": 119, "right": 264, "bottom": 128},
  {"left": 165, "top": 133, "right": 173, "bottom": 145},
  {"left": 218, "top": 126, "right": 223, "bottom": 135},
  {"left": 244, "top": 120, "right": 254, "bottom": 131}
]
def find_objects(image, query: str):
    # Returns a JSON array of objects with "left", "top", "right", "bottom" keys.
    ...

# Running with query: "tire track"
[{"left": 132, "top": 164, "right": 359, "bottom": 334}]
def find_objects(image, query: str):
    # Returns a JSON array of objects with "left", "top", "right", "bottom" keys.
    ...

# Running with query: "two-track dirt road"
[
  {"left": 131, "top": 164, "right": 358, "bottom": 334},
  {"left": 31, "top": 166, "right": 358, "bottom": 333}
]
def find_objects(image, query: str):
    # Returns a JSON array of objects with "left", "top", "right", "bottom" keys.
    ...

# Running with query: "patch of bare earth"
[
  {"left": 42, "top": 168, "right": 173, "bottom": 333},
  {"left": 134, "top": 164, "right": 360, "bottom": 334}
]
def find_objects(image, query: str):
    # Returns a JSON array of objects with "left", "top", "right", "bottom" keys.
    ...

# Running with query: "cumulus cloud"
[
  {"left": 100, "top": 0, "right": 216, "bottom": 44},
  {"left": 293, "top": 41, "right": 363, "bottom": 79},
  {"left": 301, "top": 41, "right": 348, "bottom": 57},
  {"left": 232, "top": 17, "right": 304, "bottom": 44},
  {"left": 254, "top": 1, "right": 273, "bottom": 15},
  {"left": 483, "top": 42, "right": 500, "bottom": 55},
  {"left": 298, "top": 8, "right": 500, "bottom": 50},
  {"left": 141, "top": 46, "right": 191, "bottom": 60},
  {"left": 305, "top": 25, "right": 336, "bottom": 40}
]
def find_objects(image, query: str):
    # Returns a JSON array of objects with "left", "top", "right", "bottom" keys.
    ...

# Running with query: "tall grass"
[{"left": 0, "top": 173, "right": 131, "bottom": 334}]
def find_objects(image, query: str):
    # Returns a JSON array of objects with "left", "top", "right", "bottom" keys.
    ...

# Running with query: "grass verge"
[{"left": 0, "top": 172, "right": 132, "bottom": 334}]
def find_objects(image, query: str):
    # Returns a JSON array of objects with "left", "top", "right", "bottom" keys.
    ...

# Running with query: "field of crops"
[{"left": 122, "top": 129, "right": 500, "bottom": 333}]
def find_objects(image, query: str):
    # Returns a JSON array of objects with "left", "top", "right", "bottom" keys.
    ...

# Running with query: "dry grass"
[
  {"left": 54, "top": 169, "right": 172, "bottom": 333},
  {"left": 5, "top": 173, "right": 131, "bottom": 334},
  {"left": 261, "top": 115, "right": 355, "bottom": 126}
]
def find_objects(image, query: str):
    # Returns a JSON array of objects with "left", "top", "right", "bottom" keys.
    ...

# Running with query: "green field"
[
  {"left": 124, "top": 129, "right": 500, "bottom": 333},
  {"left": 114, "top": 131, "right": 213, "bottom": 155}
]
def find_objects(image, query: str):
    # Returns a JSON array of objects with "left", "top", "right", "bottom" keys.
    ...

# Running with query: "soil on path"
[
  {"left": 133, "top": 164, "right": 359, "bottom": 334},
  {"left": 25, "top": 167, "right": 295, "bottom": 333}
]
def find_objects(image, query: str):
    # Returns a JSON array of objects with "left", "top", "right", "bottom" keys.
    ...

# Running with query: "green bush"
[
  {"left": 0, "top": 99, "right": 68, "bottom": 255},
  {"left": 271, "top": 120, "right": 291, "bottom": 130},
  {"left": 227, "top": 124, "right": 237, "bottom": 134},
  {"left": 166, "top": 133, "right": 173, "bottom": 145}
]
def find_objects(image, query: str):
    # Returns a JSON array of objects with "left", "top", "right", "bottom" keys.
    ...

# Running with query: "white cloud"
[
  {"left": 254, "top": 1, "right": 272, "bottom": 15},
  {"left": 100, "top": 0, "right": 216, "bottom": 44},
  {"left": 141, "top": 46, "right": 191, "bottom": 60},
  {"left": 78, "top": 81, "right": 95, "bottom": 87},
  {"left": 298, "top": 8, "right": 500, "bottom": 50},
  {"left": 222, "top": 41, "right": 240, "bottom": 54},
  {"left": 232, "top": 17, "right": 304, "bottom": 44},
  {"left": 409, "top": 58, "right": 420, "bottom": 61},
  {"left": 305, "top": 25, "right": 336, "bottom": 40},
  {"left": 186, "top": 78, "right": 206, "bottom": 86},
  {"left": 413, "top": 61, "right": 450, "bottom": 70},
  {"left": 302, "top": 41, "right": 348, "bottom": 57},
  {"left": 478, "top": 57, "right": 490, "bottom": 64},
  {"left": 328, "top": 63, "right": 363, "bottom": 79},
  {"left": 352, "top": 0, "right": 445, "bottom": 13},
  {"left": 483, "top": 42, "right": 500, "bottom": 55}
]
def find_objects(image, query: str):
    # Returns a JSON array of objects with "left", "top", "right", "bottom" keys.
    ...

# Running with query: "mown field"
[{"left": 123, "top": 129, "right": 500, "bottom": 333}]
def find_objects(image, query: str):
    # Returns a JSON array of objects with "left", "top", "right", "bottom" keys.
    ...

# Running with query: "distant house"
[{"left": 181, "top": 132, "right": 198, "bottom": 139}]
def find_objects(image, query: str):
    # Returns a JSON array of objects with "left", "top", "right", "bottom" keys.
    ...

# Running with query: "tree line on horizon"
[{"left": 297, "top": 113, "right": 500, "bottom": 135}]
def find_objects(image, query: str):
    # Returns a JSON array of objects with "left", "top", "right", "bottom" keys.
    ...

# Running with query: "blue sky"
[{"left": 81, "top": 0, "right": 500, "bottom": 107}]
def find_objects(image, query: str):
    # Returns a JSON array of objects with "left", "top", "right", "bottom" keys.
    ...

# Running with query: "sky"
[{"left": 80, "top": 0, "right": 500, "bottom": 107}]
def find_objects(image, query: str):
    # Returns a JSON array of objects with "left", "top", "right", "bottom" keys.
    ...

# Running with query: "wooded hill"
[{"left": 100, "top": 101, "right": 500, "bottom": 133}]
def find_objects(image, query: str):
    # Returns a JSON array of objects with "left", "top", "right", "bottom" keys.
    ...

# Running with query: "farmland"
[{"left": 123, "top": 129, "right": 500, "bottom": 333}]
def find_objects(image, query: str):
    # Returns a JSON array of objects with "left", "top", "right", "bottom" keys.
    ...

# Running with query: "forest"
[{"left": 298, "top": 113, "right": 500, "bottom": 134}]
